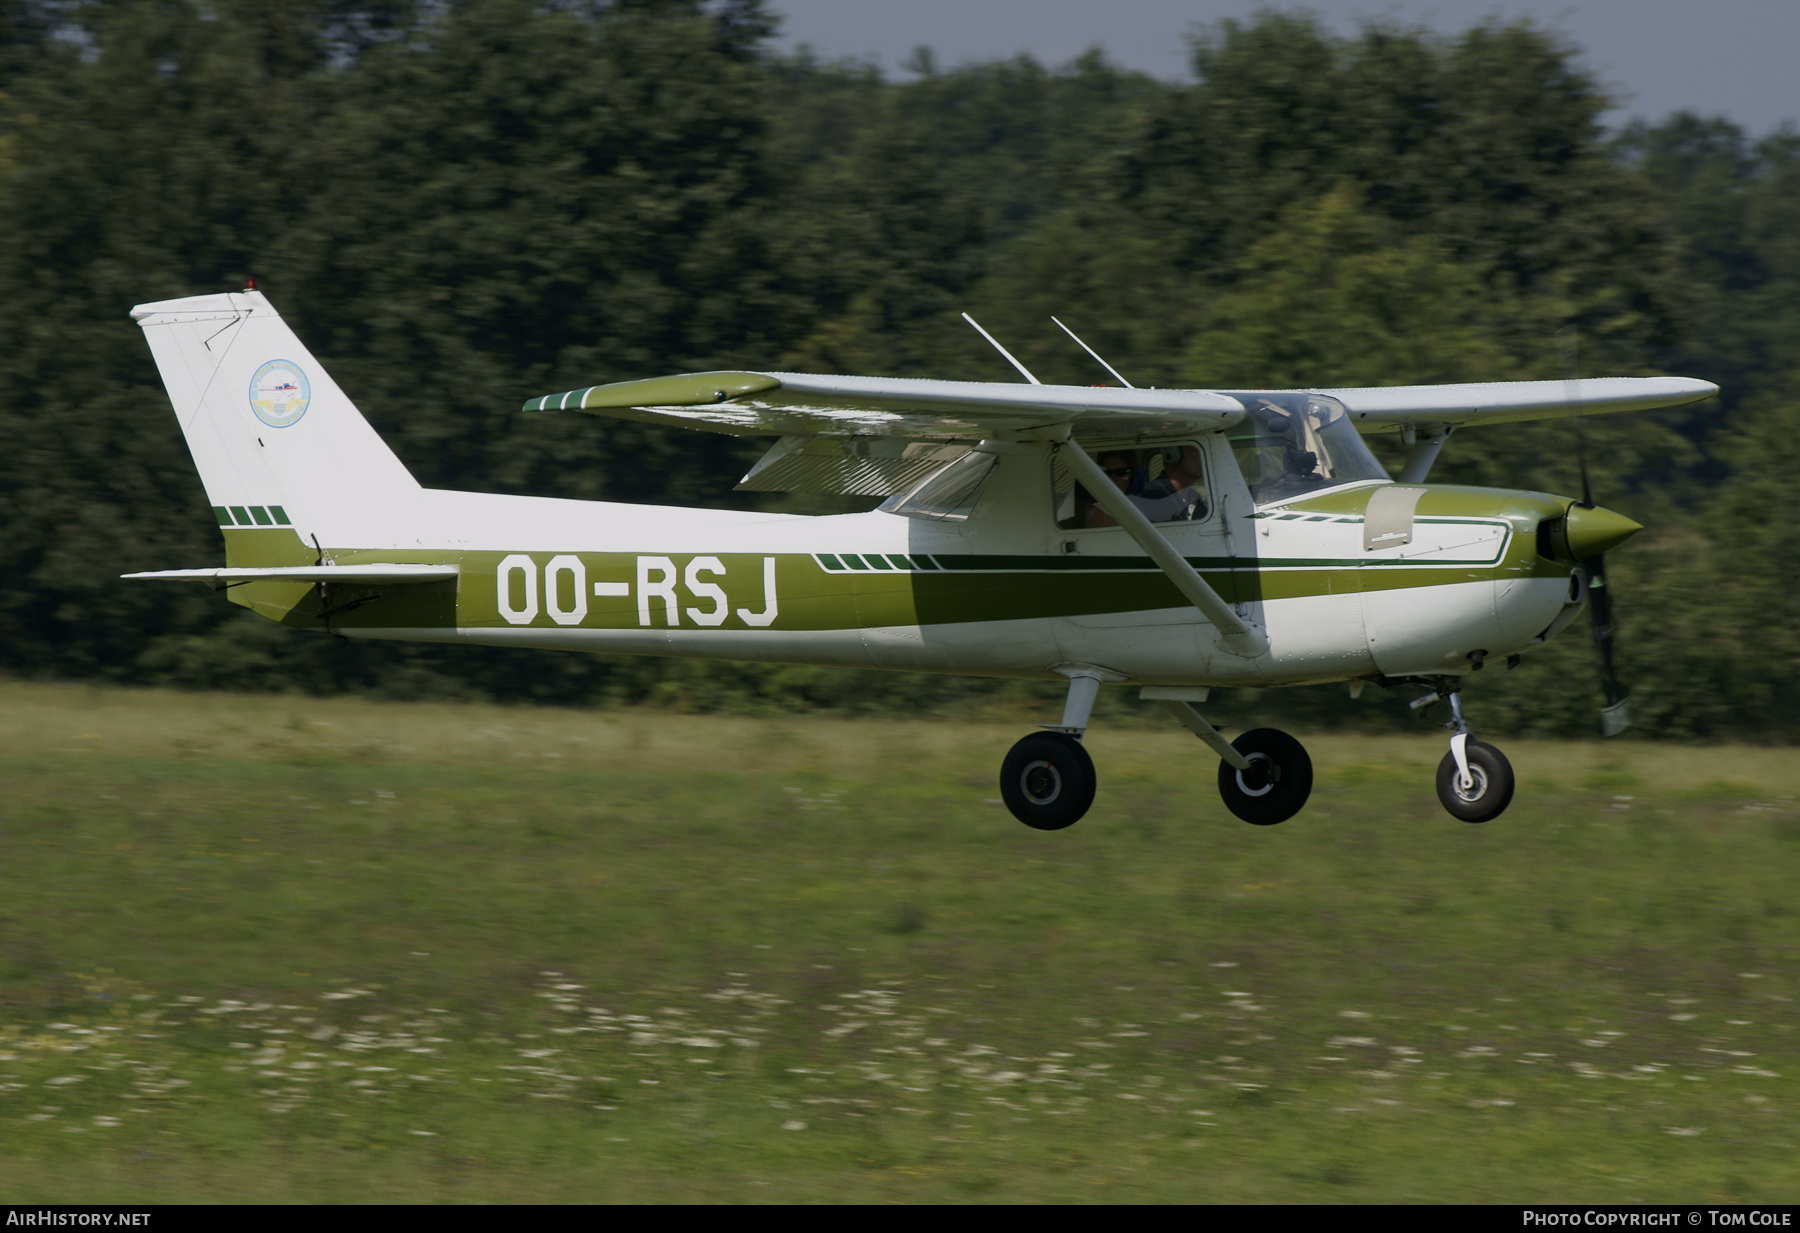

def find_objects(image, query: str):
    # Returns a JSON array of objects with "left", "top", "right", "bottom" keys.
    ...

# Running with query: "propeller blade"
[
  {"left": 1586, "top": 554, "right": 1631, "bottom": 736},
  {"left": 1560, "top": 325, "right": 1629, "bottom": 735}
]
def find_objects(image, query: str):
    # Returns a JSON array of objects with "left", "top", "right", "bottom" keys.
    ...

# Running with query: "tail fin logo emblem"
[{"left": 249, "top": 359, "right": 311, "bottom": 428}]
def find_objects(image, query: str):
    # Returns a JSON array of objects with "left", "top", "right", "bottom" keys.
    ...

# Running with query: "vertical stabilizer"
[{"left": 131, "top": 290, "right": 420, "bottom": 551}]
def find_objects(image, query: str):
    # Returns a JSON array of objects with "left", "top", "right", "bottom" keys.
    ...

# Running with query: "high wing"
[
  {"left": 521, "top": 371, "right": 1247, "bottom": 440},
  {"left": 523, "top": 370, "right": 1717, "bottom": 495},
  {"left": 525, "top": 370, "right": 1716, "bottom": 436}
]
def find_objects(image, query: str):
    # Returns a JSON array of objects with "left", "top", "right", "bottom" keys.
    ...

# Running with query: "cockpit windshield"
[{"left": 1227, "top": 394, "right": 1389, "bottom": 506}]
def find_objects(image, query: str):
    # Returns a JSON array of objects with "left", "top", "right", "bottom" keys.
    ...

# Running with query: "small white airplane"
[{"left": 126, "top": 288, "right": 1715, "bottom": 828}]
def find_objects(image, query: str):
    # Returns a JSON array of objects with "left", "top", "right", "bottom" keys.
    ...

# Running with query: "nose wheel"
[
  {"left": 1423, "top": 688, "right": 1515, "bottom": 823},
  {"left": 1436, "top": 736, "right": 1514, "bottom": 822}
]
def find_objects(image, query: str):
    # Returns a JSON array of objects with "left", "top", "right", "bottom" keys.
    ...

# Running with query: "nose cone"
[{"left": 1565, "top": 503, "right": 1642, "bottom": 560}]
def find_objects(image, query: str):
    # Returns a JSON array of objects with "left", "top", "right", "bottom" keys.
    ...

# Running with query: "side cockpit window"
[{"left": 1051, "top": 443, "right": 1210, "bottom": 530}]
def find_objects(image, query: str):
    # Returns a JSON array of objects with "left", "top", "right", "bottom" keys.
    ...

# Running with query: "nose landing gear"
[{"left": 1421, "top": 687, "right": 1515, "bottom": 823}]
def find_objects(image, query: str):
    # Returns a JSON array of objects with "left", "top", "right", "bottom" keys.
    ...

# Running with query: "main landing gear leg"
[
  {"left": 999, "top": 671, "right": 1105, "bottom": 830},
  {"left": 1431, "top": 688, "right": 1515, "bottom": 823},
  {"left": 1160, "top": 697, "right": 1313, "bottom": 826}
]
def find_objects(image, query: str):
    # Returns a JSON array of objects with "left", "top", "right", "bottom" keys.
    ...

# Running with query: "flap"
[{"left": 735, "top": 436, "right": 973, "bottom": 496}]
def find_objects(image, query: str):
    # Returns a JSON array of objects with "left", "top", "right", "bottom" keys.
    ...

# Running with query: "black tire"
[
  {"left": 999, "top": 732, "right": 1096, "bottom": 831},
  {"left": 1436, "top": 740, "right": 1515, "bottom": 823},
  {"left": 1216, "top": 728, "right": 1313, "bottom": 826}
]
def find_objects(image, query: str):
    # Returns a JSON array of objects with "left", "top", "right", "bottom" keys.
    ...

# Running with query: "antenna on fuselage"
[
  {"left": 1051, "top": 316, "right": 1135, "bottom": 389},
  {"left": 961, "top": 312, "right": 1041, "bottom": 385}
]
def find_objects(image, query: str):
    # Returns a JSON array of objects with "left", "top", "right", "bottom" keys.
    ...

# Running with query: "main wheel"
[
  {"left": 1436, "top": 740, "right": 1515, "bottom": 823},
  {"left": 999, "top": 732, "right": 1096, "bottom": 831},
  {"left": 1216, "top": 728, "right": 1313, "bottom": 826}
]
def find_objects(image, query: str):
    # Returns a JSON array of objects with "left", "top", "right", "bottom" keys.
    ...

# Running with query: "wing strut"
[{"left": 1057, "top": 438, "right": 1267, "bottom": 657}]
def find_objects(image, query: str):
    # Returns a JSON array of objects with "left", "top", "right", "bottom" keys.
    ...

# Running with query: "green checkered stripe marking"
[
  {"left": 814, "top": 552, "right": 942, "bottom": 572},
  {"left": 1255, "top": 510, "right": 1362, "bottom": 523},
  {"left": 215, "top": 505, "right": 292, "bottom": 528}
]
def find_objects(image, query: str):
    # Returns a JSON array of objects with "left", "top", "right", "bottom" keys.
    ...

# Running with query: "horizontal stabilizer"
[{"left": 123, "top": 565, "right": 458, "bottom": 585}]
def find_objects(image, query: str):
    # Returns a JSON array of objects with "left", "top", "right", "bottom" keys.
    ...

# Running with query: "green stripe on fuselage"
[
  {"left": 210, "top": 481, "right": 1570, "bottom": 635},
  {"left": 239, "top": 549, "right": 1538, "bottom": 635}
]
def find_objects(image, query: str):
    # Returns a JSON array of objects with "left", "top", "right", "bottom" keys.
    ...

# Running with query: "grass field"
[{"left": 0, "top": 679, "right": 1795, "bottom": 1203}]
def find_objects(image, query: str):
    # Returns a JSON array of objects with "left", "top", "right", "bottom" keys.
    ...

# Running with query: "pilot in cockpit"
[{"left": 1134, "top": 444, "right": 1208, "bottom": 521}]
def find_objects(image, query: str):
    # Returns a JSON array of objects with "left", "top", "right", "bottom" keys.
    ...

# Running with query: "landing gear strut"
[
  {"left": 1159, "top": 693, "right": 1312, "bottom": 825},
  {"left": 1423, "top": 687, "right": 1515, "bottom": 823},
  {"left": 1001, "top": 673, "right": 1319, "bottom": 831},
  {"left": 999, "top": 666, "right": 1113, "bottom": 830}
]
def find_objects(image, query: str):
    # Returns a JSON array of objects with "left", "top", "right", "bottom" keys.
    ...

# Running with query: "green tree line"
[{"left": 1, "top": 0, "right": 1795, "bottom": 738}]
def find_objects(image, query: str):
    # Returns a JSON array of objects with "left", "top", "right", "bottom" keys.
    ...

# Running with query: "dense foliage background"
[{"left": 1, "top": 0, "right": 1795, "bottom": 738}]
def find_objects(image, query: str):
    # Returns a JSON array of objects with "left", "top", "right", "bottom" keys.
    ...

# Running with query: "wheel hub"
[
  {"left": 1233, "top": 753, "right": 1279, "bottom": 798},
  {"left": 1451, "top": 765, "right": 1488, "bottom": 803},
  {"left": 1021, "top": 760, "right": 1063, "bottom": 805}
]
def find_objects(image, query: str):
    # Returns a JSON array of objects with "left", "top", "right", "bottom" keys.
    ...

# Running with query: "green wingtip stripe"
[{"left": 523, "top": 371, "right": 782, "bottom": 413}]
